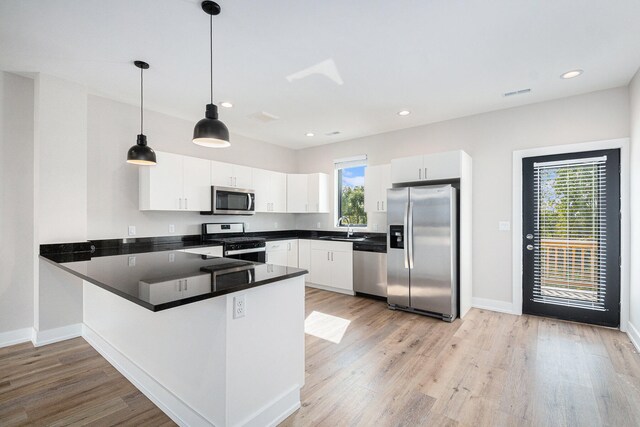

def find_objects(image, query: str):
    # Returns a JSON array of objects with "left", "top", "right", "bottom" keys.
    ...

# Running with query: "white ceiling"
[{"left": 1, "top": 0, "right": 639, "bottom": 149}]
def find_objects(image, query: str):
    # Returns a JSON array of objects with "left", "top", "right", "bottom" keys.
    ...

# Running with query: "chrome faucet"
[{"left": 338, "top": 216, "right": 354, "bottom": 238}]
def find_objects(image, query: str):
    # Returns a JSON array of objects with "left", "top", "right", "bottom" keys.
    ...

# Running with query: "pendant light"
[
  {"left": 193, "top": 0, "right": 230, "bottom": 147},
  {"left": 127, "top": 60, "right": 157, "bottom": 165}
]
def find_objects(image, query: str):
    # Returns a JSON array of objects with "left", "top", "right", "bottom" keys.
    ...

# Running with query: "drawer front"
[{"left": 310, "top": 239, "right": 353, "bottom": 252}]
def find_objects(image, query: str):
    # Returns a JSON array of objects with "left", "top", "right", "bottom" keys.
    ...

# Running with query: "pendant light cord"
[
  {"left": 140, "top": 66, "right": 144, "bottom": 134},
  {"left": 210, "top": 13, "right": 214, "bottom": 104}
]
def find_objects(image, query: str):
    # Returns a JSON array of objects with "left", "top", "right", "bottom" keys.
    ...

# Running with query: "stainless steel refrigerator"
[{"left": 387, "top": 184, "right": 457, "bottom": 321}]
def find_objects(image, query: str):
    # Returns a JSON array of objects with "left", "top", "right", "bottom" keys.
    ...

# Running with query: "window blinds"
[{"left": 532, "top": 155, "right": 608, "bottom": 311}]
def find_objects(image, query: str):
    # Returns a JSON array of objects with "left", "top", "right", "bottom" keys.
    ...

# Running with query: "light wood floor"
[
  {"left": 281, "top": 288, "right": 640, "bottom": 427},
  {"left": 0, "top": 337, "right": 173, "bottom": 426},
  {"left": 1, "top": 288, "right": 639, "bottom": 426}
]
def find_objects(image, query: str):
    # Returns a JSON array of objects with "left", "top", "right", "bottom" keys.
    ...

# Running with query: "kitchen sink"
[{"left": 319, "top": 236, "right": 366, "bottom": 242}]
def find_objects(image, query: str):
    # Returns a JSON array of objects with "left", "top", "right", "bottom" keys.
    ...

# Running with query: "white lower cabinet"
[
  {"left": 139, "top": 273, "right": 212, "bottom": 304},
  {"left": 300, "top": 239, "right": 353, "bottom": 294},
  {"left": 266, "top": 239, "right": 298, "bottom": 267}
]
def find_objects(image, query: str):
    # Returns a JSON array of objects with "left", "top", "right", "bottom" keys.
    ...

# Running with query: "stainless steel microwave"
[{"left": 210, "top": 186, "right": 255, "bottom": 215}]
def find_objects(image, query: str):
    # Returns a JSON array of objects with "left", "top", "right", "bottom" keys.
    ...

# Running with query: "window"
[{"left": 335, "top": 156, "right": 367, "bottom": 227}]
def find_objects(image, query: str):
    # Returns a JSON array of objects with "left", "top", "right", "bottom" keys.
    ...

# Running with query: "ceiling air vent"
[
  {"left": 325, "top": 131, "right": 341, "bottom": 136},
  {"left": 249, "top": 111, "right": 280, "bottom": 123},
  {"left": 503, "top": 88, "right": 532, "bottom": 97}
]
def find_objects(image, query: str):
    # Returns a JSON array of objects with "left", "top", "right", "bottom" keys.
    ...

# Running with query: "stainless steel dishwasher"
[{"left": 353, "top": 242, "right": 387, "bottom": 298}]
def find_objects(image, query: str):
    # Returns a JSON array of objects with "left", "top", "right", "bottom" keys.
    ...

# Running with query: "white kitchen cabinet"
[
  {"left": 286, "top": 173, "right": 329, "bottom": 213},
  {"left": 287, "top": 240, "right": 299, "bottom": 267},
  {"left": 139, "top": 151, "right": 211, "bottom": 211},
  {"left": 298, "top": 240, "right": 311, "bottom": 272},
  {"left": 181, "top": 246, "right": 223, "bottom": 257},
  {"left": 391, "top": 150, "right": 462, "bottom": 184},
  {"left": 364, "top": 164, "right": 391, "bottom": 212},
  {"left": 211, "top": 160, "right": 253, "bottom": 189},
  {"left": 266, "top": 239, "right": 298, "bottom": 267},
  {"left": 253, "top": 168, "right": 287, "bottom": 213},
  {"left": 306, "top": 240, "right": 353, "bottom": 294},
  {"left": 138, "top": 272, "right": 212, "bottom": 304}
]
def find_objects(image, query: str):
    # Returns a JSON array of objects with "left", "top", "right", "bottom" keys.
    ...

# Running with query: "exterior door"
[{"left": 522, "top": 149, "right": 620, "bottom": 327}]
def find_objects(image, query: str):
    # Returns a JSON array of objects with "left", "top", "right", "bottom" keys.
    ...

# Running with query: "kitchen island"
[{"left": 41, "top": 251, "right": 307, "bottom": 427}]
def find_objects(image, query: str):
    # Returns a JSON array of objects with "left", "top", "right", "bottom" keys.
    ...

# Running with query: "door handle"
[
  {"left": 177, "top": 280, "right": 182, "bottom": 292},
  {"left": 526, "top": 244, "right": 534, "bottom": 251},
  {"left": 184, "top": 279, "right": 188, "bottom": 291},
  {"left": 526, "top": 234, "right": 533, "bottom": 240},
  {"left": 408, "top": 201, "right": 414, "bottom": 269},
  {"left": 403, "top": 201, "right": 409, "bottom": 269}
]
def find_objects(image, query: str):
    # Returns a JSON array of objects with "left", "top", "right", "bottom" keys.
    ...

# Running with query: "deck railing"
[{"left": 539, "top": 239, "right": 600, "bottom": 301}]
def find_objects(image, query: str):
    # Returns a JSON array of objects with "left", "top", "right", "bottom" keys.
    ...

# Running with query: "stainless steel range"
[{"left": 201, "top": 223, "right": 266, "bottom": 263}]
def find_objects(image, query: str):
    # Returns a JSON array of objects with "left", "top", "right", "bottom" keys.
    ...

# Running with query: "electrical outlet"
[
  {"left": 168, "top": 224, "right": 175, "bottom": 233},
  {"left": 233, "top": 294, "right": 246, "bottom": 319},
  {"left": 169, "top": 253, "right": 175, "bottom": 262},
  {"left": 128, "top": 225, "right": 136, "bottom": 236},
  {"left": 128, "top": 256, "right": 136, "bottom": 267}
]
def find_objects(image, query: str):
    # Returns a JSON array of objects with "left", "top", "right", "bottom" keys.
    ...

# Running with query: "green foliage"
[
  {"left": 341, "top": 185, "right": 367, "bottom": 225},
  {"left": 538, "top": 165, "right": 600, "bottom": 240}
]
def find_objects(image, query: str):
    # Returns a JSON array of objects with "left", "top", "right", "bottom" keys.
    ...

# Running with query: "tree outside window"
[{"left": 337, "top": 165, "right": 367, "bottom": 226}]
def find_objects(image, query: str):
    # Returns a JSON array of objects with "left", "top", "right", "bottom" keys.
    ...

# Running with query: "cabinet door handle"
[
  {"left": 177, "top": 280, "right": 182, "bottom": 292},
  {"left": 185, "top": 198, "right": 188, "bottom": 210},
  {"left": 305, "top": 203, "right": 308, "bottom": 212},
  {"left": 331, "top": 252, "right": 334, "bottom": 261},
  {"left": 229, "top": 177, "right": 233, "bottom": 186},
  {"left": 266, "top": 253, "right": 269, "bottom": 263},
  {"left": 424, "top": 168, "right": 427, "bottom": 179},
  {"left": 377, "top": 201, "right": 379, "bottom": 211},
  {"left": 327, "top": 251, "right": 330, "bottom": 261},
  {"left": 287, "top": 242, "right": 291, "bottom": 251},
  {"left": 419, "top": 168, "right": 421, "bottom": 180},
  {"left": 184, "top": 279, "right": 188, "bottom": 291},
  {"left": 234, "top": 177, "right": 237, "bottom": 187},
  {"left": 381, "top": 201, "right": 384, "bottom": 210},
  {"left": 179, "top": 198, "right": 182, "bottom": 209}
]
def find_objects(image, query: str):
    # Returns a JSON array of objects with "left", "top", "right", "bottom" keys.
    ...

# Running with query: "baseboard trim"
[
  {"left": 33, "top": 323, "right": 82, "bottom": 347},
  {"left": 0, "top": 327, "right": 35, "bottom": 349},
  {"left": 627, "top": 322, "right": 640, "bottom": 353},
  {"left": 82, "top": 324, "right": 212, "bottom": 427},
  {"left": 305, "top": 283, "right": 355, "bottom": 296},
  {"left": 234, "top": 384, "right": 300, "bottom": 427},
  {"left": 472, "top": 297, "right": 516, "bottom": 315}
]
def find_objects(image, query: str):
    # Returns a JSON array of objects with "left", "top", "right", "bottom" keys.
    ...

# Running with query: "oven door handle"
[{"left": 225, "top": 247, "right": 266, "bottom": 256}]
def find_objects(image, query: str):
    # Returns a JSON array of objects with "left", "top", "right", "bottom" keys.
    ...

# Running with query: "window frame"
[{"left": 334, "top": 158, "right": 368, "bottom": 228}]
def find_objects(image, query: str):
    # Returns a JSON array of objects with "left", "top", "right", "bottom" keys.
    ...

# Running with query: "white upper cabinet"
[
  {"left": 391, "top": 150, "right": 462, "bottom": 184},
  {"left": 210, "top": 160, "right": 253, "bottom": 189},
  {"left": 253, "top": 168, "right": 287, "bottom": 213},
  {"left": 183, "top": 156, "right": 212, "bottom": 211},
  {"left": 139, "top": 151, "right": 210, "bottom": 211},
  {"left": 364, "top": 164, "right": 391, "bottom": 212},
  {"left": 287, "top": 173, "right": 329, "bottom": 213}
]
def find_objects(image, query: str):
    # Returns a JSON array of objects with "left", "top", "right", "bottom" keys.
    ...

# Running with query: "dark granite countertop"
[
  {"left": 41, "top": 251, "right": 307, "bottom": 312},
  {"left": 40, "top": 230, "right": 386, "bottom": 259}
]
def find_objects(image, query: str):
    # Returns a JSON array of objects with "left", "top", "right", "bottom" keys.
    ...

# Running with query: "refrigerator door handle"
[
  {"left": 408, "top": 201, "right": 414, "bottom": 269},
  {"left": 403, "top": 201, "right": 409, "bottom": 269}
]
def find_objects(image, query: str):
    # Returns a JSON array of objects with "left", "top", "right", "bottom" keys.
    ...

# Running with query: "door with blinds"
[{"left": 522, "top": 149, "right": 620, "bottom": 327}]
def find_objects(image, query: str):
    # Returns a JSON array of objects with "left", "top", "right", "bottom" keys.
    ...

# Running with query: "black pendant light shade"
[
  {"left": 193, "top": 1, "right": 230, "bottom": 148},
  {"left": 127, "top": 60, "right": 157, "bottom": 165},
  {"left": 193, "top": 103, "right": 230, "bottom": 147}
]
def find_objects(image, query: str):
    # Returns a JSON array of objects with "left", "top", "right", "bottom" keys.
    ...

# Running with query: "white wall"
[
  {"left": 629, "top": 69, "right": 640, "bottom": 343},
  {"left": 34, "top": 74, "right": 88, "bottom": 331},
  {"left": 86, "top": 95, "right": 297, "bottom": 239},
  {"left": 295, "top": 87, "right": 630, "bottom": 305},
  {"left": 0, "top": 72, "right": 35, "bottom": 334}
]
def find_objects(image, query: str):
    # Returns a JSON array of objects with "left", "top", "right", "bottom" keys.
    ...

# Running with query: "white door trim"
[{"left": 512, "top": 138, "right": 630, "bottom": 331}]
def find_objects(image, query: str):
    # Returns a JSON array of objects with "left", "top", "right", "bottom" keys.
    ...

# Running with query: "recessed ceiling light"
[
  {"left": 561, "top": 69, "right": 583, "bottom": 79},
  {"left": 220, "top": 102, "right": 233, "bottom": 108},
  {"left": 398, "top": 110, "right": 411, "bottom": 116},
  {"left": 305, "top": 132, "right": 314, "bottom": 137}
]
